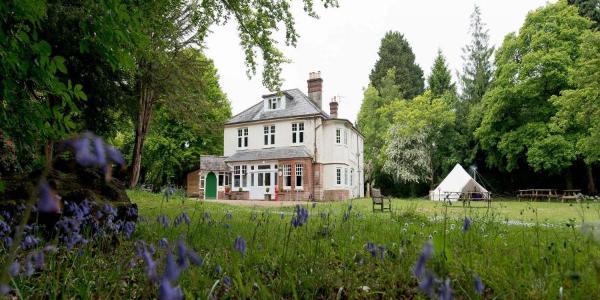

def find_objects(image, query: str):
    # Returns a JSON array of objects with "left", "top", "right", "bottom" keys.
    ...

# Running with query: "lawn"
[{"left": 6, "top": 191, "right": 600, "bottom": 299}]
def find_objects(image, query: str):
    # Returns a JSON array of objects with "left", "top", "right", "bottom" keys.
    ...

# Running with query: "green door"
[{"left": 205, "top": 172, "right": 217, "bottom": 199}]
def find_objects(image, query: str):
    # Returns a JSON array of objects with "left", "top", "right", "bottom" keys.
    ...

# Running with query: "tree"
[
  {"left": 128, "top": 0, "right": 339, "bottom": 188},
  {"left": 459, "top": 5, "right": 494, "bottom": 107},
  {"left": 357, "top": 69, "right": 403, "bottom": 189},
  {"left": 369, "top": 31, "right": 424, "bottom": 99},
  {"left": 140, "top": 49, "right": 231, "bottom": 187},
  {"left": 476, "top": 1, "right": 592, "bottom": 173},
  {"left": 382, "top": 91, "right": 455, "bottom": 188},
  {"left": 427, "top": 50, "right": 455, "bottom": 98},
  {"left": 568, "top": 0, "right": 600, "bottom": 29},
  {"left": 550, "top": 30, "right": 600, "bottom": 193}
]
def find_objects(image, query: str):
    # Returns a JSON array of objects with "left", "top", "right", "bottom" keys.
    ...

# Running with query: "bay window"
[
  {"left": 295, "top": 164, "right": 303, "bottom": 188},
  {"left": 283, "top": 164, "right": 292, "bottom": 188}
]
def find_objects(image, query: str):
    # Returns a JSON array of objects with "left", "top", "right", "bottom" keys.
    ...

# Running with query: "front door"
[
  {"left": 249, "top": 164, "right": 277, "bottom": 199},
  {"left": 205, "top": 172, "right": 217, "bottom": 199}
]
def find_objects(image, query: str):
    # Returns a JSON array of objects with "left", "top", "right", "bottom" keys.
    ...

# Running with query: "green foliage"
[
  {"left": 476, "top": 0, "right": 592, "bottom": 172},
  {"left": 568, "top": 0, "right": 600, "bottom": 29},
  {"left": 427, "top": 49, "right": 456, "bottom": 98},
  {"left": 550, "top": 30, "right": 600, "bottom": 164},
  {"left": 138, "top": 50, "right": 231, "bottom": 187},
  {"left": 369, "top": 31, "right": 424, "bottom": 99},
  {"left": 459, "top": 5, "right": 494, "bottom": 107},
  {"left": 382, "top": 91, "right": 456, "bottom": 186}
]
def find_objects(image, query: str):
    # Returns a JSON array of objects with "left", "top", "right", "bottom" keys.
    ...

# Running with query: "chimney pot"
[
  {"left": 329, "top": 96, "right": 339, "bottom": 118},
  {"left": 307, "top": 71, "right": 323, "bottom": 109}
]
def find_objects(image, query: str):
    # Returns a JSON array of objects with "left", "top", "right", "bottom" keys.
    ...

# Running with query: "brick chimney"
[
  {"left": 329, "top": 96, "right": 339, "bottom": 118},
  {"left": 307, "top": 71, "right": 323, "bottom": 109}
]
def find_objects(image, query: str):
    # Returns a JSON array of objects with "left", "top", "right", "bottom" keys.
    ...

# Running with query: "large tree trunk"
[
  {"left": 129, "top": 81, "right": 155, "bottom": 188},
  {"left": 587, "top": 165, "right": 596, "bottom": 195}
]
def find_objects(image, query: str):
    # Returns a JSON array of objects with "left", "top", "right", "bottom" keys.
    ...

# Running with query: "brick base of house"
[{"left": 322, "top": 190, "right": 350, "bottom": 201}]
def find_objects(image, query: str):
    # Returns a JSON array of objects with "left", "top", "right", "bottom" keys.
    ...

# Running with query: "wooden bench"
[
  {"left": 517, "top": 189, "right": 560, "bottom": 201},
  {"left": 371, "top": 188, "right": 391, "bottom": 212}
]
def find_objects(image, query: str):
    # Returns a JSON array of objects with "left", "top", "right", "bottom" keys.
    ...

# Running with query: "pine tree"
[
  {"left": 427, "top": 49, "right": 455, "bottom": 97},
  {"left": 459, "top": 5, "right": 494, "bottom": 106},
  {"left": 369, "top": 31, "right": 424, "bottom": 99}
]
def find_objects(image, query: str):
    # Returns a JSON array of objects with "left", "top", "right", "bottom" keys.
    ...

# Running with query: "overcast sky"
[{"left": 205, "top": 0, "right": 551, "bottom": 123}]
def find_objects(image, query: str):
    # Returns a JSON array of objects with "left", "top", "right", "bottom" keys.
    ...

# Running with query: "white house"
[{"left": 188, "top": 72, "right": 365, "bottom": 201}]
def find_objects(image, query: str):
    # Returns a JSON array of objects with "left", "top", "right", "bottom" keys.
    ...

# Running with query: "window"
[
  {"left": 237, "top": 128, "right": 248, "bottom": 148},
  {"left": 336, "top": 168, "right": 342, "bottom": 185},
  {"left": 265, "top": 173, "right": 271, "bottom": 186},
  {"left": 350, "top": 169, "right": 354, "bottom": 186},
  {"left": 336, "top": 128, "right": 341, "bottom": 144},
  {"left": 267, "top": 97, "right": 282, "bottom": 110},
  {"left": 242, "top": 165, "right": 247, "bottom": 187},
  {"left": 344, "top": 129, "right": 348, "bottom": 145},
  {"left": 283, "top": 165, "right": 292, "bottom": 188},
  {"left": 344, "top": 168, "right": 348, "bottom": 185},
  {"left": 233, "top": 166, "right": 241, "bottom": 188},
  {"left": 295, "top": 164, "right": 303, "bottom": 188},
  {"left": 264, "top": 125, "right": 275, "bottom": 145},
  {"left": 218, "top": 172, "right": 229, "bottom": 186},
  {"left": 292, "top": 122, "right": 304, "bottom": 144}
]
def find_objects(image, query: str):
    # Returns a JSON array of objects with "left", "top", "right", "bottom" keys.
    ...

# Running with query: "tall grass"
[{"left": 5, "top": 191, "right": 600, "bottom": 299}]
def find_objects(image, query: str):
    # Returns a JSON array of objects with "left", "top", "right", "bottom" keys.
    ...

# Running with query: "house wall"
[
  {"left": 224, "top": 118, "right": 316, "bottom": 157},
  {"left": 223, "top": 116, "right": 365, "bottom": 201}
]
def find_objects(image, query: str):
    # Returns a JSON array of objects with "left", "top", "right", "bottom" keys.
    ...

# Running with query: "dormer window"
[{"left": 265, "top": 96, "right": 285, "bottom": 111}]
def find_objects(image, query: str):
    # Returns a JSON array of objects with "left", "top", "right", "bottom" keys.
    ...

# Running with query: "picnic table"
[
  {"left": 517, "top": 189, "right": 560, "bottom": 201},
  {"left": 561, "top": 189, "right": 581, "bottom": 202},
  {"left": 440, "top": 191, "right": 492, "bottom": 208}
]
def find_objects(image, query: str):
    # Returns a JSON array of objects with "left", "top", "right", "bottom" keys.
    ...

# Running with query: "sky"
[{"left": 205, "top": 0, "right": 551, "bottom": 123}]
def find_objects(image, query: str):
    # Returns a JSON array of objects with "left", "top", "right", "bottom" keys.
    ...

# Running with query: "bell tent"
[{"left": 429, "top": 164, "right": 490, "bottom": 201}]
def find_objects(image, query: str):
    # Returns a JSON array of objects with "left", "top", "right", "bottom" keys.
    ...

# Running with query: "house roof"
[
  {"left": 225, "top": 89, "right": 329, "bottom": 125},
  {"left": 200, "top": 155, "right": 229, "bottom": 171},
  {"left": 224, "top": 146, "right": 312, "bottom": 162}
]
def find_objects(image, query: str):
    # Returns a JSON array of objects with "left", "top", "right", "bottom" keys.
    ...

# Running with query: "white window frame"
[
  {"left": 267, "top": 97, "right": 283, "bottom": 111},
  {"left": 263, "top": 125, "right": 275, "bottom": 146},
  {"left": 292, "top": 122, "right": 304, "bottom": 144},
  {"left": 344, "top": 168, "right": 348, "bottom": 185},
  {"left": 344, "top": 129, "right": 348, "bottom": 145},
  {"left": 283, "top": 164, "right": 292, "bottom": 189},
  {"left": 295, "top": 164, "right": 303, "bottom": 190},
  {"left": 238, "top": 128, "right": 248, "bottom": 148},
  {"left": 242, "top": 165, "right": 247, "bottom": 187},
  {"left": 336, "top": 168, "right": 342, "bottom": 185},
  {"left": 336, "top": 128, "right": 341, "bottom": 144}
]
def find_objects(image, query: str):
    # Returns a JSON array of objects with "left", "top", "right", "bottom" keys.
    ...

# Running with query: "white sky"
[{"left": 205, "top": 0, "right": 551, "bottom": 123}]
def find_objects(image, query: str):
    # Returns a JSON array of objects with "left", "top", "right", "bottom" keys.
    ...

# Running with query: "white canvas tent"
[{"left": 430, "top": 164, "right": 490, "bottom": 201}]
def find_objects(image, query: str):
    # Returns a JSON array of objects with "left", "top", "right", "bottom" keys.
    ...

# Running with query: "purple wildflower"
[
  {"left": 93, "top": 136, "right": 107, "bottom": 167},
  {"left": 176, "top": 240, "right": 188, "bottom": 268},
  {"left": 366, "top": 242, "right": 377, "bottom": 257},
  {"left": 413, "top": 240, "right": 434, "bottom": 278},
  {"left": 462, "top": 217, "right": 471, "bottom": 232},
  {"left": 223, "top": 275, "right": 232, "bottom": 287},
  {"left": 21, "top": 235, "right": 40, "bottom": 250},
  {"left": 0, "top": 220, "right": 11, "bottom": 236},
  {"left": 225, "top": 211, "right": 232, "bottom": 220},
  {"left": 3, "top": 237, "right": 13, "bottom": 248},
  {"left": 164, "top": 251, "right": 180, "bottom": 282},
  {"left": 8, "top": 261, "right": 19, "bottom": 277},
  {"left": 419, "top": 272, "right": 435, "bottom": 296},
  {"left": 234, "top": 236, "right": 247, "bottom": 257},
  {"left": 24, "top": 256, "right": 34, "bottom": 276},
  {"left": 0, "top": 283, "right": 11, "bottom": 295},
  {"left": 202, "top": 212, "right": 210, "bottom": 221},
  {"left": 34, "top": 251, "right": 45, "bottom": 269},
  {"left": 215, "top": 265, "right": 222, "bottom": 274},
  {"left": 187, "top": 250, "right": 203, "bottom": 266},
  {"left": 37, "top": 182, "right": 60, "bottom": 213},
  {"left": 159, "top": 238, "right": 169, "bottom": 249},
  {"left": 438, "top": 278, "right": 453, "bottom": 300},
  {"left": 291, "top": 205, "right": 309, "bottom": 228},
  {"left": 473, "top": 274, "right": 484, "bottom": 295},
  {"left": 106, "top": 144, "right": 125, "bottom": 166},
  {"left": 142, "top": 247, "right": 158, "bottom": 280},
  {"left": 342, "top": 211, "right": 350, "bottom": 222},
  {"left": 127, "top": 206, "right": 138, "bottom": 218},
  {"left": 60, "top": 132, "right": 125, "bottom": 170},
  {"left": 378, "top": 245, "right": 385, "bottom": 260},
  {"left": 123, "top": 221, "right": 136, "bottom": 239},
  {"left": 158, "top": 279, "right": 184, "bottom": 300}
]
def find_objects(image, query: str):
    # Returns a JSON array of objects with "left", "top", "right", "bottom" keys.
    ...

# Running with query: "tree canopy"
[{"left": 369, "top": 31, "right": 424, "bottom": 99}]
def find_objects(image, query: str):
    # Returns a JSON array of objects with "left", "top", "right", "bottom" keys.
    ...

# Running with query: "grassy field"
[{"left": 6, "top": 191, "right": 600, "bottom": 299}]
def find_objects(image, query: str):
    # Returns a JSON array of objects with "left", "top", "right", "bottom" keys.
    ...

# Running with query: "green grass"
[{"left": 8, "top": 191, "right": 600, "bottom": 299}]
